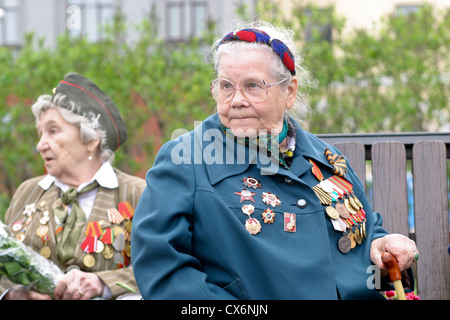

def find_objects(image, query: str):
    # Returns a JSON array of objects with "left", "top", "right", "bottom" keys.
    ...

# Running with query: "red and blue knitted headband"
[{"left": 216, "top": 28, "right": 296, "bottom": 75}]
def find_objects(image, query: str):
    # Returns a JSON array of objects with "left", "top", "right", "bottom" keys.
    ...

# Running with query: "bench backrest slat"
[{"left": 319, "top": 134, "right": 450, "bottom": 300}]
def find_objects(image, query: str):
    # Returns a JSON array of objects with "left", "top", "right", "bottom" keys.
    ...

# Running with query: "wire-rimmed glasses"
[{"left": 210, "top": 77, "right": 288, "bottom": 103}]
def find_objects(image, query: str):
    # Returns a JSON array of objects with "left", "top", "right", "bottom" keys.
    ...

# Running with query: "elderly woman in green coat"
[{"left": 131, "top": 21, "right": 418, "bottom": 300}]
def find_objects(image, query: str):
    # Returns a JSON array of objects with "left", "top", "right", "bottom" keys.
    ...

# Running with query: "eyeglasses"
[{"left": 210, "top": 77, "right": 289, "bottom": 103}]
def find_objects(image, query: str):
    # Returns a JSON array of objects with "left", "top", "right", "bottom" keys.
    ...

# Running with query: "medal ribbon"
[
  {"left": 309, "top": 159, "right": 324, "bottom": 181},
  {"left": 324, "top": 147, "right": 348, "bottom": 178},
  {"left": 328, "top": 175, "right": 353, "bottom": 194}
]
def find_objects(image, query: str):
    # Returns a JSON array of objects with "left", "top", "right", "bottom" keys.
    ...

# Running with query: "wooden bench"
[{"left": 317, "top": 132, "right": 450, "bottom": 300}]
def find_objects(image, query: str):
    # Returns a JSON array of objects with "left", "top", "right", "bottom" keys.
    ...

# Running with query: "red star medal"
[{"left": 234, "top": 188, "right": 257, "bottom": 203}]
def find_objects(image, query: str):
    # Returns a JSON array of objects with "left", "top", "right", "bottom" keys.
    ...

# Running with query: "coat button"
[
  {"left": 284, "top": 177, "right": 294, "bottom": 185},
  {"left": 297, "top": 199, "right": 308, "bottom": 209}
]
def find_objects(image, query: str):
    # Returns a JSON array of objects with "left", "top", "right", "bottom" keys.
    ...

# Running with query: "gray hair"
[
  {"left": 209, "top": 21, "right": 316, "bottom": 122},
  {"left": 31, "top": 93, "right": 114, "bottom": 163}
]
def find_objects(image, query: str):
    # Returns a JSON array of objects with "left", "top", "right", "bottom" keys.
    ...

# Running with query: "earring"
[{"left": 88, "top": 155, "right": 93, "bottom": 161}]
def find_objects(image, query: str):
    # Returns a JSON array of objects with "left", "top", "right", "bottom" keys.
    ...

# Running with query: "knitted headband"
[{"left": 216, "top": 28, "right": 296, "bottom": 75}]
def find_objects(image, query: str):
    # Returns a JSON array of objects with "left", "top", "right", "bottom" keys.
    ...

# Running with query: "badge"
[
  {"left": 325, "top": 206, "right": 340, "bottom": 220},
  {"left": 234, "top": 189, "right": 257, "bottom": 203},
  {"left": 335, "top": 202, "right": 350, "bottom": 219},
  {"left": 242, "top": 177, "right": 262, "bottom": 189},
  {"left": 23, "top": 203, "right": 36, "bottom": 217},
  {"left": 261, "top": 192, "right": 281, "bottom": 207},
  {"left": 82, "top": 253, "right": 96, "bottom": 268},
  {"left": 241, "top": 205, "right": 260, "bottom": 235},
  {"left": 344, "top": 198, "right": 356, "bottom": 214},
  {"left": 338, "top": 235, "right": 351, "bottom": 254},
  {"left": 36, "top": 225, "right": 49, "bottom": 238},
  {"left": 241, "top": 204, "right": 255, "bottom": 215},
  {"left": 102, "top": 244, "right": 114, "bottom": 259},
  {"left": 12, "top": 221, "right": 24, "bottom": 233},
  {"left": 284, "top": 213, "right": 296, "bottom": 232},
  {"left": 244, "top": 218, "right": 261, "bottom": 235},
  {"left": 262, "top": 208, "right": 276, "bottom": 224},
  {"left": 40, "top": 246, "right": 51, "bottom": 259}
]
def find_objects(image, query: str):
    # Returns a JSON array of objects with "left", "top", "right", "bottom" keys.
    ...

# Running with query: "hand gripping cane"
[{"left": 381, "top": 252, "right": 406, "bottom": 300}]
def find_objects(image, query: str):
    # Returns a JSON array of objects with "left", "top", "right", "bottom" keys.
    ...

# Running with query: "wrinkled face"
[
  {"left": 36, "top": 108, "right": 89, "bottom": 183},
  {"left": 216, "top": 49, "right": 297, "bottom": 137}
]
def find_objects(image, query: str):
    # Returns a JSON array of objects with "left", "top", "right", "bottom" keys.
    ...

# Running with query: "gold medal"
[
  {"left": 325, "top": 206, "right": 340, "bottom": 220},
  {"left": 82, "top": 253, "right": 96, "bottom": 268},
  {"left": 125, "top": 244, "right": 132, "bottom": 257},
  {"left": 344, "top": 198, "right": 356, "bottom": 214},
  {"left": 102, "top": 244, "right": 114, "bottom": 259},
  {"left": 124, "top": 219, "right": 132, "bottom": 233},
  {"left": 355, "top": 228, "right": 363, "bottom": 245},
  {"left": 348, "top": 196, "right": 360, "bottom": 211},
  {"left": 352, "top": 193, "right": 363, "bottom": 209},
  {"left": 40, "top": 246, "right": 51, "bottom": 259},
  {"left": 348, "top": 231, "right": 356, "bottom": 249}
]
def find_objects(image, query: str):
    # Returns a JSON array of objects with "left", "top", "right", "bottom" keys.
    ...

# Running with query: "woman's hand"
[
  {"left": 53, "top": 268, "right": 105, "bottom": 300},
  {"left": 370, "top": 234, "right": 418, "bottom": 272}
]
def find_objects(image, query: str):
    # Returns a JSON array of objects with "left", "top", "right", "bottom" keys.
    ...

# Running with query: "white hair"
[
  {"left": 31, "top": 93, "right": 114, "bottom": 163},
  {"left": 209, "top": 21, "right": 316, "bottom": 121}
]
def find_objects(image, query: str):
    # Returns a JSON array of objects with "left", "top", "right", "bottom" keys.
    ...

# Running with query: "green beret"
[{"left": 51, "top": 73, "right": 127, "bottom": 150}]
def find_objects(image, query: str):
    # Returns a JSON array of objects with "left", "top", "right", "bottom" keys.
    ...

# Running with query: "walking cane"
[{"left": 381, "top": 252, "right": 406, "bottom": 300}]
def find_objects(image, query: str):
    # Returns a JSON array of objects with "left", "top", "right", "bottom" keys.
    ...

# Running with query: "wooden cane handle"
[{"left": 381, "top": 252, "right": 402, "bottom": 282}]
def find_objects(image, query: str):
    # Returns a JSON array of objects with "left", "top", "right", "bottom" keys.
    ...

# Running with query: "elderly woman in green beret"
[{"left": 1, "top": 73, "right": 145, "bottom": 300}]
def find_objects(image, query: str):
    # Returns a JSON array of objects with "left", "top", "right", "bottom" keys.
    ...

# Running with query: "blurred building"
[
  {"left": 1, "top": 0, "right": 449, "bottom": 49},
  {"left": 0, "top": 0, "right": 257, "bottom": 48}
]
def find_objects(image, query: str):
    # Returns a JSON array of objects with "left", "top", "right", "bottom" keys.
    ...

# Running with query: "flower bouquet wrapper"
[{"left": 0, "top": 222, "right": 64, "bottom": 296}]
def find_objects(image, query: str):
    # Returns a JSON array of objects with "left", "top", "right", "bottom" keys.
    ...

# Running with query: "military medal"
[
  {"left": 102, "top": 244, "right": 114, "bottom": 259},
  {"left": 241, "top": 204, "right": 260, "bottom": 235},
  {"left": 82, "top": 253, "right": 96, "bottom": 268},
  {"left": 261, "top": 192, "right": 281, "bottom": 207},
  {"left": 325, "top": 206, "right": 340, "bottom": 220},
  {"left": 40, "top": 246, "right": 52, "bottom": 259},
  {"left": 242, "top": 176, "right": 262, "bottom": 189},
  {"left": 284, "top": 213, "right": 296, "bottom": 232},
  {"left": 234, "top": 189, "right": 257, "bottom": 203},
  {"left": 12, "top": 221, "right": 24, "bottom": 233},
  {"left": 262, "top": 208, "right": 276, "bottom": 224},
  {"left": 335, "top": 201, "right": 350, "bottom": 219},
  {"left": 338, "top": 234, "right": 351, "bottom": 254},
  {"left": 244, "top": 218, "right": 261, "bottom": 235}
]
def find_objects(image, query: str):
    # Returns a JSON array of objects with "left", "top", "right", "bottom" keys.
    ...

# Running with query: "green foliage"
[
  {"left": 1, "top": 2, "right": 449, "bottom": 217},
  {"left": 256, "top": 1, "right": 449, "bottom": 134}
]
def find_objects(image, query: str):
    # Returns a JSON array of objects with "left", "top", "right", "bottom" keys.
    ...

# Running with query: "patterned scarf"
[{"left": 220, "top": 117, "right": 295, "bottom": 169}]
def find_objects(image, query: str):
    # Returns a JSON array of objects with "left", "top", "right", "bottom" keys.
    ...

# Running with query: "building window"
[
  {"left": 0, "top": 0, "right": 20, "bottom": 47},
  {"left": 396, "top": 4, "right": 422, "bottom": 16},
  {"left": 66, "top": 0, "right": 115, "bottom": 42},
  {"left": 166, "top": 0, "right": 208, "bottom": 41}
]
